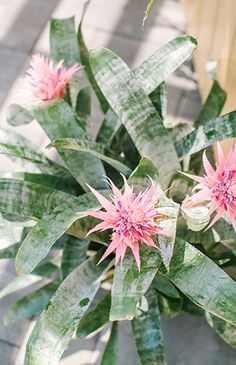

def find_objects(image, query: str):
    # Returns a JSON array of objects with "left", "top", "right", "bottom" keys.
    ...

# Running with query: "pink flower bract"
[
  {"left": 184, "top": 142, "right": 236, "bottom": 230},
  {"left": 86, "top": 177, "right": 165, "bottom": 270},
  {"left": 25, "top": 54, "right": 79, "bottom": 102}
]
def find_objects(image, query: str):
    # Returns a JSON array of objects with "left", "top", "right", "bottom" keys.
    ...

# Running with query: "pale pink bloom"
[
  {"left": 25, "top": 54, "right": 79, "bottom": 102},
  {"left": 86, "top": 176, "right": 165, "bottom": 270},
  {"left": 183, "top": 142, "right": 236, "bottom": 230}
]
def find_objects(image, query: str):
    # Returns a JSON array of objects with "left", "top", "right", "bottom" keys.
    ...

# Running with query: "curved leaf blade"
[
  {"left": 176, "top": 111, "right": 236, "bottom": 158},
  {"left": 32, "top": 100, "right": 106, "bottom": 190},
  {"left": 7, "top": 104, "right": 33, "bottom": 126},
  {"left": 50, "top": 138, "right": 132, "bottom": 176},
  {"left": 76, "top": 292, "right": 111, "bottom": 338},
  {"left": 132, "top": 288, "right": 166, "bottom": 365},
  {"left": 205, "top": 312, "right": 236, "bottom": 349},
  {"left": 100, "top": 322, "right": 119, "bottom": 365},
  {"left": 89, "top": 48, "right": 180, "bottom": 188},
  {"left": 24, "top": 253, "right": 110, "bottom": 365},
  {"left": 61, "top": 237, "right": 88, "bottom": 279}
]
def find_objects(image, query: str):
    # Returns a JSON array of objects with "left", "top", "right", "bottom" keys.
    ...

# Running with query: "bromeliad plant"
[{"left": 1, "top": 4, "right": 236, "bottom": 365}]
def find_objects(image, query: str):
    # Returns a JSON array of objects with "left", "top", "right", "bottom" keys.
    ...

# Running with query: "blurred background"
[{"left": 0, "top": 0, "right": 235, "bottom": 364}]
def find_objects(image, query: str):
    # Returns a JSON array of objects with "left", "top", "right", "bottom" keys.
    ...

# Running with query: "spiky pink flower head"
[
  {"left": 183, "top": 142, "right": 236, "bottom": 230},
  {"left": 25, "top": 54, "right": 79, "bottom": 102},
  {"left": 86, "top": 176, "right": 165, "bottom": 270}
]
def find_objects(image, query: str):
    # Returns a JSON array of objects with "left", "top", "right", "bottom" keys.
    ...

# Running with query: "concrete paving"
[{"left": 0, "top": 0, "right": 235, "bottom": 364}]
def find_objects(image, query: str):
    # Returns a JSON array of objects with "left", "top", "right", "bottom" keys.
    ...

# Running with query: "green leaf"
[
  {"left": 50, "top": 138, "right": 132, "bottom": 176},
  {"left": 61, "top": 237, "right": 88, "bottom": 279},
  {"left": 175, "top": 110, "right": 236, "bottom": 158},
  {"left": 100, "top": 322, "right": 119, "bottom": 365},
  {"left": 78, "top": 1, "right": 109, "bottom": 113},
  {"left": 110, "top": 247, "right": 161, "bottom": 321},
  {"left": 76, "top": 292, "right": 111, "bottom": 338},
  {"left": 142, "top": 0, "right": 155, "bottom": 28},
  {"left": 68, "top": 215, "right": 109, "bottom": 244},
  {"left": 163, "top": 238, "right": 236, "bottom": 326},
  {"left": 97, "top": 35, "right": 197, "bottom": 146},
  {"left": 75, "top": 86, "right": 91, "bottom": 129},
  {"left": 194, "top": 80, "right": 226, "bottom": 128},
  {"left": 0, "top": 260, "right": 59, "bottom": 300},
  {"left": 50, "top": 17, "right": 80, "bottom": 66},
  {"left": 1, "top": 172, "right": 81, "bottom": 195},
  {"left": 16, "top": 190, "right": 105, "bottom": 274},
  {"left": 158, "top": 294, "right": 183, "bottom": 318},
  {"left": 132, "top": 287, "right": 166, "bottom": 365},
  {"left": 24, "top": 252, "right": 110, "bottom": 365},
  {"left": 0, "top": 178, "right": 78, "bottom": 220},
  {"left": 0, "top": 142, "right": 64, "bottom": 175},
  {"left": 205, "top": 312, "right": 236, "bottom": 349},
  {"left": 149, "top": 82, "right": 167, "bottom": 120},
  {"left": 4, "top": 282, "right": 58, "bottom": 325},
  {"left": 33, "top": 100, "right": 106, "bottom": 190},
  {"left": 89, "top": 48, "right": 180, "bottom": 188},
  {"left": 0, "top": 242, "right": 21, "bottom": 259},
  {"left": 7, "top": 104, "right": 33, "bottom": 126},
  {"left": 154, "top": 272, "right": 180, "bottom": 299}
]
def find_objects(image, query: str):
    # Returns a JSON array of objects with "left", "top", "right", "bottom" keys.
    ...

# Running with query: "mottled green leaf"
[
  {"left": 0, "top": 242, "right": 21, "bottom": 259},
  {"left": 4, "top": 282, "right": 58, "bottom": 325},
  {"left": 195, "top": 80, "right": 226, "bottom": 128},
  {"left": 16, "top": 190, "right": 105, "bottom": 274},
  {"left": 163, "top": 238, "right": 236, "bottom": 326},
  {"left": 181, "top": 205, "right": 209, "bottom": 231},
  {"left": 78, "top": 1, "right": 109, "bottom": 113},
  {"left": 97, "top": 35, "right": 196, "bottom": 146},
  {"left": 77, "top": 292, "right": 111, "bottom": 338},
  {"left": 33, "top": 100, "right": 106, "bottom": 190},
  {"left": 100, "top": 322, "right": 119, "bottom": 365},
  {"left": 1, "top": 171, "right": 81, "bottom": 195},
  {"left": 0, "top": 178, "right": 78, "bottom": 220},
  {"left": 89, "top": 48, "right": 180, "bottom": 188},
  {"left": 61, "top": 237, "right": 88, "bottom": 279},
  {"left": 68, "top": 215, "right": 109, "bottom": 244},
  {"left": 158, "top": 294, "right": 183, "bottom": 318},
  {"left": 7, "top": 104, "right": 33, "bottom": 126},
  {"left": 50, "top": 17, "right": 80, "bottom": 66},
  {"left": 76, "top": 86, "right": 91, "bottom": 129},
  {"left": 24, "top": 252, "right": 110, "bottom": 365},
  {"left": 175, "top": 111, "right": 236, "bottom": 158},
  {"left": 132, "top": 288, "right": 166, "bottom": 365},
  {"left": 149, "top": 82, "right": 167, "bottom": 120},
  {"left": 205, "top": 312, "right": 236, "bottom": 349},
  {"left": 154, "top": 272, "right": 180, "bottom": 299},
  {"left": 50, "top": 138, "right": 132, "bottom": 176}
]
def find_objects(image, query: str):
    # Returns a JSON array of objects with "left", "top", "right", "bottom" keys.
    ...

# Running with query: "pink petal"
[
  {"left": 180, "top": 171, "right": 205, "bottom": 183},
  {"left": 206, "top": 207, "right": 225, "bottom": 230},
  {"left": 217, "top": 142, "right": 226, "bottom": 168},
  {"left": 203, "top": 151, "right": 215, "bottom": 176},
  {"left": 97, "top": 235, "right": 121, "bottom": 264},
  {"left": 86, "top": 221, "right": 113, "bottom": 237},
  {"left": 87, "top": 184, "right": 114, "bottom": 211},
  {"left": 130, "top": 242, "right": 141, "bottom": 271}
]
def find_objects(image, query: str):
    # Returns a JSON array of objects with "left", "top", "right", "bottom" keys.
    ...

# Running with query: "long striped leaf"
[
  {"left": 61, "top": 237, "right": 88, "bottom": 279},
  {"left": 4, "top": 282, "right": 58, "bottom": 325},
  {"left": 76, "top": 292, "right": 111, "bottom": 338},
  {"left": 163, "top": 238, "right": 236, "bottom": 326},
  {"left": 175, "top": 111, "right": 236, "bottom": 158},
  {"left": 194, "top": 80, "right": 226, "bottom": 128},
  {"left": 205, "top": 312, "right": 236, "bottom": 349},
  {"left": 89, "top": 48, "right": 180, "bottom": 188},
  {"left": 100, "top": 322, "right": 119, "bottom": 365},
  {"left": 0, "top": 178, "right": 77, "bottom": 220},
  {"left": 97, "top": 35, "right": 197, "bottom": 145},
  {"left": 7, "top": 104, "right": 33, "bottom": 126},
  {"left": 50, "top": 17, "right": 80, "bottom": 66},
  {"left": 24, "top": 252, "right": 110, "bottom": 365},
  {"left": 32, "top": 100, "right": 106, "bottom": 190},
  {"left": 16, "top": 190, "right": 105, "bottom": 274},
  {"left": 132, "top": 288, "right": 166, "bottom": 365},
  {"left": 78, "top": 0, "right": 109, "bottom": 113},
  {"left": 50, "top": 138, "right": 132, "bottom": 176}
]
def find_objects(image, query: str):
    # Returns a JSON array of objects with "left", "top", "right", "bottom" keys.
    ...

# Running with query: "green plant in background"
[{"left": 0, "top": 1, "right": 236, "bottom": 364}]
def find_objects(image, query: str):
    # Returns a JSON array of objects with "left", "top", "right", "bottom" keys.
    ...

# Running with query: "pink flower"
[
  {"left": 183, "top": 142, "right": 236, "bottom": 230},
  {"left": 86, "top": 176, "right": 165, "bottom": 270},
  {"left": 25, "top": 54, "right": 79, "bottom": 102}
]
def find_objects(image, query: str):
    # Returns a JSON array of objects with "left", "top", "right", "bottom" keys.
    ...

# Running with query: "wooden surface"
[{"left": 183, "top": 0, "right": 236, "bottom": 153}]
